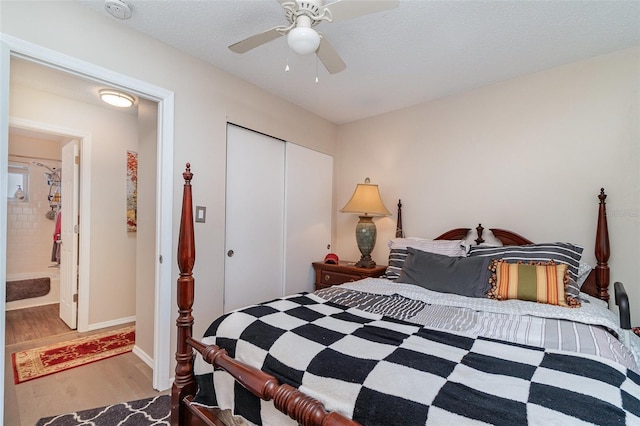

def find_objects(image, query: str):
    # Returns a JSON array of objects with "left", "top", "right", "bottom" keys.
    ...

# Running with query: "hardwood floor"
[
  {"left": 5, "top": 304, "right": 71, "bottom": 346},
  {"left": 4, "top": 304, "right": 167, "bottom": 425}
]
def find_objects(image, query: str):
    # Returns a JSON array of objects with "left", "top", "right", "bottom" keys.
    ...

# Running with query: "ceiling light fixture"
[
  {"left": 99, "top": 89, "right": 135, "bottom": 108},
  {"left": 287, "top": 17, "right": 320, "bottom": 55}
]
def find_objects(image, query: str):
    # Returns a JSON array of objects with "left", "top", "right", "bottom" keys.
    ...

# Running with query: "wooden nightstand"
[{"left": 312, "top": 261, "right": 387, "bottom": 291}]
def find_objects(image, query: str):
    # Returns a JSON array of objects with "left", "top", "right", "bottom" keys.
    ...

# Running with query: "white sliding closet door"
[
  {"left": 284, "top": 143, "right": 333, "bottom": 294},
  {"left": 225, "top": 125, "right": 285, "bottom": 312}
]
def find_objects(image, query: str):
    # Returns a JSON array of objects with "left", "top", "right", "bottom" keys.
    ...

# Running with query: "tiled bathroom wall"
[{"left": 7, "top": 157, "right": 61, "bottom": 275}]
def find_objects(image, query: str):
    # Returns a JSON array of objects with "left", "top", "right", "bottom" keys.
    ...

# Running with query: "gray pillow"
[{"left": 397, "top": 248, "right": 492, "bottom": 298}]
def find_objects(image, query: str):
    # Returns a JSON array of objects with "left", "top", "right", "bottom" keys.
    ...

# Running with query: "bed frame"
[{"left": 171, "top": 164, "right": 621, "bottom": 426}]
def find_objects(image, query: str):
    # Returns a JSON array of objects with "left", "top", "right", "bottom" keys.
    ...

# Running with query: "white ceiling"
[{"left": 36, "top": 1, "right": 640, "bottom": 124}]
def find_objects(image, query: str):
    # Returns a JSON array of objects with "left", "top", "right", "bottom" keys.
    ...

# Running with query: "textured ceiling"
[{"left": 64, "top": 1, "right": 640, "bottom": 124}]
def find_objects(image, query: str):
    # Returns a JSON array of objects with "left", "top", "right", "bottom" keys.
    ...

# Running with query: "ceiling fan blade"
[
  {"left": 316, "top": 36, "right": 346, "bottom": 74},
  {"left": 229, "top": 27, "right": 284, "bottom": 54},
  {"left": 323, "top": 0, "right": 399, "bottom": 22}
]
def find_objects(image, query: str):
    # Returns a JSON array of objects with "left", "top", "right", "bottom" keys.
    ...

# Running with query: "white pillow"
[
  {"left": 388, "top": 238, "right": 467, "bottom": 256},
  {"left": 482, "top": 229, "right": 504, "bottom": 246},
  {"left": 576, "top": 261, "right": 593, "bottom": 288},
  {"left": 462, "top": 228, "right": 504, "bottom": 253}
]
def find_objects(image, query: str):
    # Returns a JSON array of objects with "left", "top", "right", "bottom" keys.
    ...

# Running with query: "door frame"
[
  {"left": 9, "top": 120, "right": 88, "bottom": 329},
  {"left": 0, "top": 34, "right": 175, "bottom": 398}
]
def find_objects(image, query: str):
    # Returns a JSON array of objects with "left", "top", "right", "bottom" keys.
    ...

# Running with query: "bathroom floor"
[{"left": 5, "top": 303, "right": 71, "bottom": 345}]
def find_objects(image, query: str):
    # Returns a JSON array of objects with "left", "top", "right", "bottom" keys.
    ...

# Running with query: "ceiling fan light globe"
[{"left": 287, "top": 27, "right": 320, "bottom": 55}]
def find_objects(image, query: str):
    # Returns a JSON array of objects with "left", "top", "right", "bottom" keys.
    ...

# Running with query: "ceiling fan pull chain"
[{"left": 315, "top": 55, "right": 319, "bottom": 83}]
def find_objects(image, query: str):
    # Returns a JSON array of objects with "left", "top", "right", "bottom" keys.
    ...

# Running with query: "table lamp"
[{"left": 340, "top": 178, "right": 390, "bottom": 268}]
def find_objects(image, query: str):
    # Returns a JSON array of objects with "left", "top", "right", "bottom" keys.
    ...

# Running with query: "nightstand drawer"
[
  {"left": 312, "top": 261, "right": 387, "bottom": 291},
  {"left": 319, "top": 270, "right": 359, "bottom": 286}
]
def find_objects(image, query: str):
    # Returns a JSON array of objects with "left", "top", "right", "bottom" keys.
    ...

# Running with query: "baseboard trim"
[
  {"left": 87, "top": 315, "right": 136, "bottom": 331},
  {"left": 133, "top": 345, "right": 154, "bottom": 369}
]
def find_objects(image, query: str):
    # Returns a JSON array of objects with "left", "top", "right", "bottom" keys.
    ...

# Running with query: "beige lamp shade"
[{"left": 340, "top": 178, "right": 391, "bottom": 216}]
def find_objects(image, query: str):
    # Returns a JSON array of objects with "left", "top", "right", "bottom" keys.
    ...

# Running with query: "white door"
[
  {"left": 284, "top": 143, "right": 333, "bottom": 294},
  {"left": 59, "top": 139, "right": 79, "bottom": 328},
  {"left": 224, "top": 125, "right": 285, "bottom": 312}
]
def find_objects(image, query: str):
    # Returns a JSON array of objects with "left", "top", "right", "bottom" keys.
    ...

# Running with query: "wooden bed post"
[
  {"left": 595, "top": 188, "right": 610, "bottom": 303},
  {"left": 475, "top": 224, "right": 484, "bottom": 245},
  {"left": 171, "top": 164, "right": 197, "bottom": 426},
  {"left": 395, "top": 199, "right": 404, "bottom": 238}
]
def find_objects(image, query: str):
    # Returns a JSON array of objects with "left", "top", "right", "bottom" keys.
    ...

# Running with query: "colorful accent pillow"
[
  {"left": 467, "top": 243, "right": 584, "bottom": 283},
  {"left": 488, "top": 260, "right": 580, "bottom": 307},
  {"left": 385, "top": 239, "right": 466, "bottom": 280}
]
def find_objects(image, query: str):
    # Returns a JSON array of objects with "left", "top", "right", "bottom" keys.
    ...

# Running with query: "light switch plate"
[{"left": 195, "top": 206, "right": 206, "bottom": 223}]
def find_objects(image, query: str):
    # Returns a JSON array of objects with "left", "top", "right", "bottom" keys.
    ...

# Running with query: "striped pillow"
[
  {"left": 488, "top": 260, "right": 580, "bottom": 307},
  {"left": 467, "top": 243, "right": 584, "bottom": 283},
  {"left": 385, "top": 239, "right": 466, "bottom": 280},
  {"left": 385, "top": 248, "right": 411, "bottom": 280}
]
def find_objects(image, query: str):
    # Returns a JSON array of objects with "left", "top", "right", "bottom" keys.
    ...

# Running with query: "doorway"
[
  {"left": 0, "top": 35, "right": 176, "bottom": 406},
  {"left": 5, "top": 125, "right": 79, "bottom": 330}
]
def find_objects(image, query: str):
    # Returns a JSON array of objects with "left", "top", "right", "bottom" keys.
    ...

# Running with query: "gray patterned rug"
[{"left": 35, "top": 394, "right": 169, "bottom": 425}]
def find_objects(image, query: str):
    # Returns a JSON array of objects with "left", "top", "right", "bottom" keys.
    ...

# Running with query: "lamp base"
[
  {"left": 355, "top": 255, "right": 376, "bottom": 268},
  {"left": 354, "top": 215, "right": 377, "bottom": 268}
]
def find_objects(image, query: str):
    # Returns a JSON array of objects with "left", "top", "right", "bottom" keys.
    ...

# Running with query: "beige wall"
[
  {"left": 9, "top": 83, "right": 139, "bottom": 327},
  {"left": 1, "top": 0, "right": 338, "bottom": 358},
  {"left": 336, "top": 47, "right": 640, "bottom": 323},
  {"left": 8, "top": 133, "right": 61, "bottom": 160}
]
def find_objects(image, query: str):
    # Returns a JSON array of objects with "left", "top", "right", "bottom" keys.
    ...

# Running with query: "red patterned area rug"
[{"left": 12, "top": 326, "right": 135, "bottom": 384}]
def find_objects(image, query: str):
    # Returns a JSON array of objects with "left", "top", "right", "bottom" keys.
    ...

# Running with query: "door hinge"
[
  {"left": 75, "top": 155, "right": 80, "bottom": 165},
  {"left": 73, "top": 294, "right": 78, "bottom": 303},
  {"left": 159, "top": 255, "right": 163, "bottom": 264},
  {"left": 74, "top": 224, "right": 79, "bottom": 233}
]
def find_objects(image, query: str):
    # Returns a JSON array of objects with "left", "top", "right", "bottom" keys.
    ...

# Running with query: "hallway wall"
[{"left": 9, "top": 82, "right": 139, "bottom": 327}]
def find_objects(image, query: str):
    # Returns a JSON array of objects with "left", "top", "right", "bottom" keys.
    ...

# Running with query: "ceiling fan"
[{"left": 229, "top": 0, "right": 400, "bottom": 74}]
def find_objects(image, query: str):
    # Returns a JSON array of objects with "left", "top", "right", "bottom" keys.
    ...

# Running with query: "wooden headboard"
[{"left": 393, "top": 189, "right": 610, "bottom": 302}]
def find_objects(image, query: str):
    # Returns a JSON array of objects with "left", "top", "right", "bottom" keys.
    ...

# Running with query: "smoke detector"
[{"left": 104, "top": 0, "right": 132, "bottom": 20}]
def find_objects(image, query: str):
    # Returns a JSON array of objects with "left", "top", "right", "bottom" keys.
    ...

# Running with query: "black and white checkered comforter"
[{"left": 193, "top": 292, "right": 640, "bottom": 425}]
